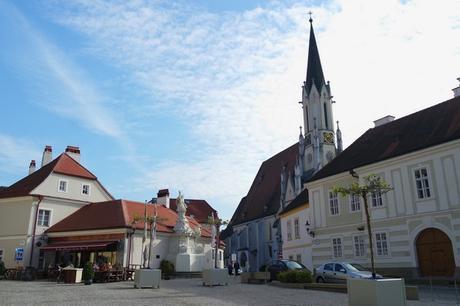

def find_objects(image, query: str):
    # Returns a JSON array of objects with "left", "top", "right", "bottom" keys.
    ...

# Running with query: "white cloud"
[
  {"left": 46, "top": 0, "right": 460, "bottom": 219},
  {"left": 0, "top": 134, "right": 41, "bottom": 181}
]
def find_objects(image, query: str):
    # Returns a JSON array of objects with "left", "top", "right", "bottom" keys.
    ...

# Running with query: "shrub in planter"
[
  {"left": 82, "top": 262, "right": 94, "bottom": 285},
  {"left": 277, "top": 270, "right": 312, "bottom": 283},
  {"left": 0, "top": 261, "right": 5, "bottom": 279},
  {"left": 259, "top": 264, "right": 267, "bottom": 272},
  {"left": 160, "top": 260, "right": 174, "bottom": 279}
]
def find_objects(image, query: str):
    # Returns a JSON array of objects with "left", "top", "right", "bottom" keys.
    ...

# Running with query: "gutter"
[{"left": 29, "top": 195, "right": 43, "bottom": 267}]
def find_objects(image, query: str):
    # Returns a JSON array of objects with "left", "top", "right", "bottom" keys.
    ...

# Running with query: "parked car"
[
  {"left": 314, "top": 262, "right": 383, "bottom": 283},
  {"left": 266, "top": 259, "right": 309, "bottom": 280}
]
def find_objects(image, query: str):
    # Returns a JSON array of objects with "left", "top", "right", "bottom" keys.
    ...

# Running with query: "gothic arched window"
[{"left": 323, "top": 103, "right": 329, "bottom": 129}]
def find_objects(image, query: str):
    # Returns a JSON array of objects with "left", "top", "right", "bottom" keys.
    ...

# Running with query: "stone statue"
[{"left": 174, "top": 191, "right": 191, "bottom": 235}]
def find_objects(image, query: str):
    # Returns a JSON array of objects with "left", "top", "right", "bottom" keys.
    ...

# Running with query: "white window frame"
[
  {"left": 371, "top": 191, "right": 383, "bottom": 208},
  {"left": 331, "top": 237, "right": 343, "bottom": 258},
  {"left": 329, "top": 191, "right": 340, "bottom": 216},
  {"left": 58, "top": 179, "right": 68, "bottom": 193},
  {"left": 294, "top": 218, "right": 300, "bottom": 239},
  {"left": 375, "top": 232, "right": 389, "bottom": 257},
  {"left": 353, "top": 235, "right": 365, "bottom": 257},
  {"left": 81, "top": 183, "right": 91, "bottom": 196},
  {"left": 413, "top": 166, "right": 433, "bottom": 200},
  {"left": 349, "top": 193, "right": 361, "bottom": 212},
  {"left": 287, "top": 220, "right": 292, "bottom": 241},
  {"left": 37, "top": 209, "right": 52, "bottom": 227},
  {"left": 0, "top": 248, "right": 4, "bottom": 261}
]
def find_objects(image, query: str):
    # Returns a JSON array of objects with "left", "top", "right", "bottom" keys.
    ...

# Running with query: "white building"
[{"left": 306, "top": 91, "right": 460, "bottom": 278}]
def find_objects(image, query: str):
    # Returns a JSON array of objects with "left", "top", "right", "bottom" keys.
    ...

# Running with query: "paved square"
[{"left": 0, "top": 278, "right": 457, "bottom": 305}]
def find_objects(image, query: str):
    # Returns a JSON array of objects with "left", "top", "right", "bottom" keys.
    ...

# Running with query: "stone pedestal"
[
  {"left": 134, "top": 269, "right": 161, "bottom": 289},
  {"left": 348, "top": 278, "right": 406, "bottom": 306},
  {"left": 202, "top": 269, "right": 228, "bottom": 286}
]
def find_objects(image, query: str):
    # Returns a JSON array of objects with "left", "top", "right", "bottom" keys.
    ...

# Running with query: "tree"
[
  {"left": 333, "top": 174, "right": 392, "bottom": 278},
  {"left": 207, "top": 215, "right": 228, "bottom": 269}
]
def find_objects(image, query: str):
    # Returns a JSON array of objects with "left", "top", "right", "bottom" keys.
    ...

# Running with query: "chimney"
[
  {"left": 29, "top": 160, "right": 36, "bottom": 175},
  {"left": 65, "top": 146, "right": 80, "bottom": 163},
  {"left": 373, "top": 115, "right": 395, "bottom": 128},
  {"left": 157, "top": 189, "right": 170, "bottom": 209},
  {"left": 41, "top": 146, "right": 52, "bottom": 167},
  {"left": 453, "top": 77, "right": 460, "bottom": 98}
]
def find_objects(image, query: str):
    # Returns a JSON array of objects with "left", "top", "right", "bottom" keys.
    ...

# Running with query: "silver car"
[{"left": 314, "top": 262, "right": 383, "bottom": 283}]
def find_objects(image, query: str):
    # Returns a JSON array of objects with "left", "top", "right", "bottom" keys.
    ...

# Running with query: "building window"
[
  {"left": 353, "top": 235, "right": 365, "bottom": 257},
  {"left": 324, "top": 103, "right": 329, "bottom": 129},
  {"left": 37, "top": 209, "right": 51, "bottom": 227},
  {"left": 268, "top": 222, "right": 272, "bottom": 241},
  {"left": 294, "top": 218, "right": 300, "bottom": 239},
  {"left": 375, "top": 232, "right": 389, "bottom": 256},
  {"left": 332, "top": 237, "right": 342, "bottom": 258},
  {"left": 289, "top": 255, "right": 294, "bottom": 260},
  {"left": 371, "top": 191, "right": 383, "bottom": 207},
  {"left": 296, "top": 254, "right": 301, "bottom": 263},
  {"left": 287, "top": 220, "right": 292, "bottom": 241},
  {"left": 414, "top": 167, "right": 431, "bottom": 199},
  {"left": 58, "top": 180, "right": 68, "bottom": 192},
  {"left": 350, "top": 194, "right": 361, "bottom": 212},
  {"left": 0, "top": 249, "right": 3, "bottom": 261},
  {"left": 329, "top": 191, "right": 339, "bottom": 215},
  {"left": 82, "top": 184, "right": 90, "bottom": 195}
]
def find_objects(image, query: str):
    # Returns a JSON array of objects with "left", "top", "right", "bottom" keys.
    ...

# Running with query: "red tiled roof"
[
  {"left": 169, "top": 198, "right": 218, "bottom": 223},
  {"left": 0, "top": 153, "right": 107, "bottom": 199},
  {"left": 46, "top": 199, "right": 212, "bottom": 238}
]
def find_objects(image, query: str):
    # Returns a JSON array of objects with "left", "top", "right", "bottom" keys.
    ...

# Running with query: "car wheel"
[{"left": 316, "top": 276, "right": 325, "bottom": 283}]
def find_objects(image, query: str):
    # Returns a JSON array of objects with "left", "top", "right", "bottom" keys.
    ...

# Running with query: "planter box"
[
  {"left": 134, "top": 269, "right": 161, "bottom": 289},
  {"left": 240, "top": 272, "right": 270, "bottom": 283},
  {"left": 202, "top": 269, "right": 228, "bottom": 286},
  {"left": 62, "top": 268, "right": 82, "bottom": 283},
  {"left": 348, "top": 278, "right": 406, "bottom": 306}
]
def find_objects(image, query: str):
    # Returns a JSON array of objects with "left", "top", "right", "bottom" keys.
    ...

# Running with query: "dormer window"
[
  {"left": 58, "top": 180, "right": 68, "bottom": 193},
  {"left": 82, "top": 184, "right": 90, "bottom": 195}
]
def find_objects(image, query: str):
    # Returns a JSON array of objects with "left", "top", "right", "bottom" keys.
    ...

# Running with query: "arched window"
[{"left": 305, "top": 106, "right": 310, "bottom": 131}]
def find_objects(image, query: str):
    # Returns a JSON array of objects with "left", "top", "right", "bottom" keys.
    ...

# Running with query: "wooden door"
[{"left": 416, "top": 228, "right": 455, "bottom": 277}]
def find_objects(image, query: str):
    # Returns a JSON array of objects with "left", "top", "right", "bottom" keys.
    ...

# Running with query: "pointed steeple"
[{"left": 305, "top": 16, "right": 326, "bottom": 95}]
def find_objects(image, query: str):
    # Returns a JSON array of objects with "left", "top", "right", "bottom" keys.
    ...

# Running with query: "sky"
[{"left": 0, "top": 0, "right": 459, "bottom": 221}]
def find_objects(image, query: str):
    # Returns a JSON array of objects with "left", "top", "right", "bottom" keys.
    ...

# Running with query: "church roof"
[
  {"left": 305, "top": 19, "right": 326, "bottom": 95},
  {"left": 280, "top": 188, "right": 309, "bottom": 215},
  {"left": 0, "top": 153, "right": 112, "bottom": 199},
  {"left": 229, "top": 143, "right": 299, "bottom": 227},
  {"left": 46, "top": 199, "right": 212, "bottom": 238},
  {"left": 310, "top": 96, "right": 460, "bottom": 182}
]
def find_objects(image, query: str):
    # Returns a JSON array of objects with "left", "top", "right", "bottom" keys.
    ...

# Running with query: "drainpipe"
[{"left": 29, "top": 196, "right": 43, "bottom": 267}]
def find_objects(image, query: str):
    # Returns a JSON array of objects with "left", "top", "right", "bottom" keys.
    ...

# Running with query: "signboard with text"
[{"left": 15, "top": 248, "right": 24, "bottom": 261}]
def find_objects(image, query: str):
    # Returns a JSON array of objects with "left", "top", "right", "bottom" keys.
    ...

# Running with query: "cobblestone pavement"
[{"left": 0, "top": 277, "right": 459, "bottom": 306}]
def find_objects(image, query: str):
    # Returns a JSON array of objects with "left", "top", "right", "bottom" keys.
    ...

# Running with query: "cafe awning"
[{"left": 41, "top": 240, "right": 118, "bottom": 251}]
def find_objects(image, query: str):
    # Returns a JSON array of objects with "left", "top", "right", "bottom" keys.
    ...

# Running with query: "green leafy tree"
[{"left": 333, "top": 174, "right": 392, "bottom": 278}]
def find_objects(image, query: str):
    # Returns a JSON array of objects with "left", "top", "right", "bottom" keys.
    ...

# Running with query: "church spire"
[{"left": 305, "top": 15, "right": 326, "bottom": 95}]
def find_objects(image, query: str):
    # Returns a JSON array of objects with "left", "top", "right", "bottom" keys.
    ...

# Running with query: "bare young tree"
[{"left": 333, "top": 174, "right": 392, "bottom": 278}]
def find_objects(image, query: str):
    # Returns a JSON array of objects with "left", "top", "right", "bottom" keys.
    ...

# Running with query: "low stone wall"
[{"left": 268, "top": 281, "right": 419, "bottom": 300}]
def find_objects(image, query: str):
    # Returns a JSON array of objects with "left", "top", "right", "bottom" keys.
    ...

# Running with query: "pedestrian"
[
  {"left": 233, "top": 261, "right": 240, "bottom": 276},
  {"left": 227, "top": 261, "right": 233, "bottom": 275}
]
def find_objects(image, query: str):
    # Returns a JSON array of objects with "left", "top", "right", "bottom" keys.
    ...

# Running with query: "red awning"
[{"left": 41, "top": 240, "right": 117, "bottom": 251}]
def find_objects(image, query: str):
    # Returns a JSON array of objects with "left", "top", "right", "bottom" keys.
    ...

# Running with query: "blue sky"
[{"left": 1, "top": 0, "right": 459, "bottom": 221}]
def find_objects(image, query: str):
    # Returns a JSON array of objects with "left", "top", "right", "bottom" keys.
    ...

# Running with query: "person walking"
[
  {"left": 233, "top": 261, "right": 240, "bottom": 276},
  {"left": 227, "top": 261, "right": 233, "bottom": 275}
]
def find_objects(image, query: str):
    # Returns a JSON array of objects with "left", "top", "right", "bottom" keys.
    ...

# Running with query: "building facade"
[{"left": 306, "top": 94, "right": 460, "bottom": 278}]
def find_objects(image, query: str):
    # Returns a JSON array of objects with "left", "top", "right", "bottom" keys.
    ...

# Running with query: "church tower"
[{"left": 300, "top": 16, "right": 336, "bottom": 173}]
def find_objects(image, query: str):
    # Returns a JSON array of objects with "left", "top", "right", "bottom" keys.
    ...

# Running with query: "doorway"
[{"left": 416, "top": 228, "right": 455, "bottom": 277}]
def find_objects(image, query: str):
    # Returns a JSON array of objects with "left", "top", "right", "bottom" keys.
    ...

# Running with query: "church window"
[
  {"left": 287, "top": 220, "right": 292, "bottom": 241},
  {"left": 414, "top": 167, "right": 431, "bottom": 199},
  {"left": 305, "top": 106, "right": 310, "bottom": 131},
  {"left": 329, "top": 191, "right": 339, "bottom": 215},
  {"left": 323, "top": 103, "right": 329, "bottom": 129}
]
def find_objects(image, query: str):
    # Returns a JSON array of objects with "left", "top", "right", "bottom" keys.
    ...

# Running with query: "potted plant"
[
  {"left": 82, "top": 262, "right": 94, "bottom": 285},
  {"left": 160, "top": 260, "right": 174, "bottom": 280}
]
